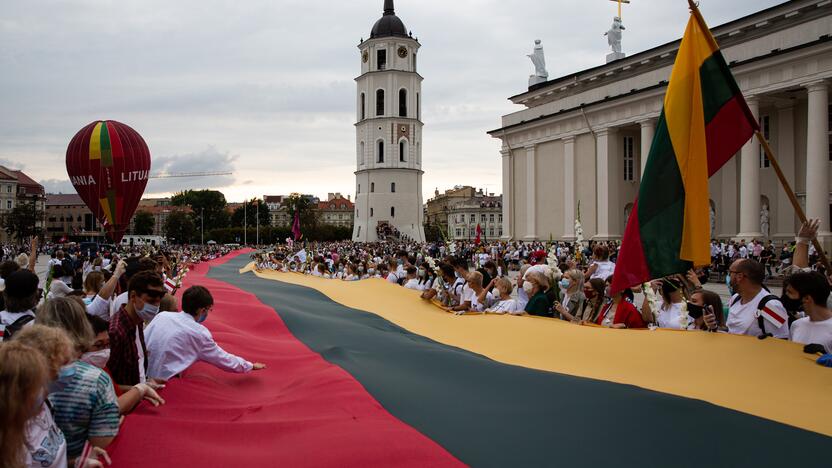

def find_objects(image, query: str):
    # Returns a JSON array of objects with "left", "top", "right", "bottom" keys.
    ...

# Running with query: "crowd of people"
[
  {"left": 0, "top": 240, "right": 267, "bottom": 468},
  {"left": 254, "top": 220, "right": 832, "bottom": 364},
  {"left": 3, "top": 219, "right": 832, "bottom": 466}
]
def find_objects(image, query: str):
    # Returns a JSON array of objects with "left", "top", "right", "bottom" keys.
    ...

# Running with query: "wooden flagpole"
[{"left": 755, "top": 131, "right": 832, "bottom": 273}]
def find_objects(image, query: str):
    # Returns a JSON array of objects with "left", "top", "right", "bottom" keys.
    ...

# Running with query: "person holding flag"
[{"left": 611, "top": 0, "right": 760, "bottom": 295}]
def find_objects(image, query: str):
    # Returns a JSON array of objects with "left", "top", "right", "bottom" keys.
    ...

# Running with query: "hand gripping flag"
[{"left": 611, "top": 5, "right": 759, "bottom": 293}]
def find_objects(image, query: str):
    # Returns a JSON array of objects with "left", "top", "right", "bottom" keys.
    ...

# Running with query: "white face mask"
[
  {"left": 522, "top": 282, "right": 534, "bottom": 295},
  {"left": 81, "top": 349, "right": 110, "bottom": 369}
]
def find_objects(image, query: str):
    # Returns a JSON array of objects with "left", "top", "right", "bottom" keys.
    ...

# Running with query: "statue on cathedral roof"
[{"left": 528, "top": 39, "right": 549, "bottom": 87}]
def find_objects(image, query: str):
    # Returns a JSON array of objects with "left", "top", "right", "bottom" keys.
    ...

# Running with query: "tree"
[
  {"left": 171, "top": 190, "right": 230, "bottom": 231},
  {"left": 284, "top": 193, "right": 319, "bottom": 232},
  {"left": 163, "top": 210, "right": 196, "bottom": 244},
  {"left": 3, "top": 200, "right": 43, "bottom": 241},
  {"left": 230, "top": 199, "right": 270, "bottom": 228},
  {"left": 132, "top": 210, "right": 155, "bottom": 235}
]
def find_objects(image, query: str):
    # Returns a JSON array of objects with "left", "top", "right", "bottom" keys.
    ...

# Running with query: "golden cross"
[{"left": 609, "top": 0, "right": 631, "bottom": 19}]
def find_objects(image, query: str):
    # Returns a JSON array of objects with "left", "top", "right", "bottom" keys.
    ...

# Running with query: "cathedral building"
[
  {"left": 489, "top": 0, "right": 832, "bottom": 247},
  {"left": 352, "top": 0, "right": 426, "bottom": 242}
]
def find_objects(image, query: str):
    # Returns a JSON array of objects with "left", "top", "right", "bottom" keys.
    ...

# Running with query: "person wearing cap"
[{"left": 0, "top": 269, "right": 41, "bottom": 340}]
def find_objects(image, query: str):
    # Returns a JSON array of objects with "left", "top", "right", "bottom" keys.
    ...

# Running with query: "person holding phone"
[{"left": 689, "top": 289, "right": 725, "bottom": 332}]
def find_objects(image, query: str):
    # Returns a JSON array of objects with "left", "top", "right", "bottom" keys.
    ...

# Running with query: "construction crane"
[{"left": 150, "top": 171, "right": 233, "bottom": 179}]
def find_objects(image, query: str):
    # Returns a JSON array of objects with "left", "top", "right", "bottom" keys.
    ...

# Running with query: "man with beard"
[{"left": 726, "top": 259, "right": 789, "bottom": 339}]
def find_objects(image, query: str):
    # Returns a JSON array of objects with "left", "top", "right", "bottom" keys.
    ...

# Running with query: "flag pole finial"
[{"left": 687, "top": 0, "right": 699, "bottom": 12}]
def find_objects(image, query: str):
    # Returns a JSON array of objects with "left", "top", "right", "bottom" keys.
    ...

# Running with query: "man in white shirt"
[
  {"left": 403, "top": 267, "right": 421, "bottom": 290},
  {"left": 145, "top": 286, "right": 265, "bottom": 382},
  {"left": 786, "top": 271, "right": 832, "bottom": 353},
  {"left": 726, "top": 259, "right": 789, "bottom": 339}
]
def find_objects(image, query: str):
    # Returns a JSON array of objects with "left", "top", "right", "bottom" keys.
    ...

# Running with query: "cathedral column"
[
  {"left": 595, "top": 128, "right": 617, "bottom": 239},
  {"left": 638, "top": 118, "right": 655, "bottom": 179},
  {"left": 562, "top": 137, "right": 576, "bottom": 240},
  {"left": 805, "top": 81, "right": 831, "bottom": 239},
  {"left": 774, "top": 104, "right": 796, "bottom": 238},
  {"left": 525, "top": 145, "right": 537, "bottom": 240},
  {"left": 501, "top": 149, "right": 512, "bottom": 240},
  {"left": 737, "top": 97, "right": 763, "bottom": 240}
]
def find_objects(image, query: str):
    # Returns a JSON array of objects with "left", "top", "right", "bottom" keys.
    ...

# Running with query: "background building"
[
  {"left": 490, "top": 0, "right": 832, "bottom": 247},
  {"left": 45, "top": 194, "right": 105, "bottom": 242},
  {"left": 133, "top": 198, "right": 191, "bottom": 236},
  {"left": 318, "top": 193, "right": 355, "bottom": 227},
  {"left": 424, "top": 186, "right": 479, "bottom": 237},
  {"left": 352, "top": 0, "right": 426, "bottom": 242},
  {"left": 0, "top": 165, "right": 45, "bottom": 242},
  {"left": 447, "top": 191, "right": 503, "bottom": 241}
]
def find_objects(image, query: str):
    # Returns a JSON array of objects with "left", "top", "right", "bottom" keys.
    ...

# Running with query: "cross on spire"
[{"left": 609, "top": 0, "right": 631, "bottom": 19}]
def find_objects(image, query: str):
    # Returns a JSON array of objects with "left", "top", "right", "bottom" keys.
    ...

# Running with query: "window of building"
[
  {"left": 489, "top": 214, "right": 495, "bottom": 223},
  {"left": 413, "top": 52, "right": 417, "bottom": 72},
  {"left": 6, "top": 200, "right": 12, "bottom": 209},
  {"left": 357, "top": 226, "right": 361, "bottom": 237},
  {"left": 399, "top": 89, "right": 407, "bottom": 117},
  {"left": 391, "top": 206, "right": 395, "bottom": 218},
  {"left": 391, "top": 182, "right": 396, "bottom": 193},
  {"left": 376, "top": 89, "right": 385, "bottom": 116},
  {"left": 399, "top": 140, "right": 406, "bottom": 162},
  {"left": 470, "top": 227, "right": 475, "bottom": 236},
  {"left": 361, "top": 93, "right": 366, "bottom": 120},
  {"left": 760, "top": 115, "right": 771, "bottom": 168},
  {"left": 455, "top": 228, "right": 461, "bottom": 237},
  {"left": 416, "top": 93, "right": 420, "bottom": 120},
  {"left": 498, "top": 228, "right": 503, "bottom": 236},
  {"left": 469, "top": 214, "right": 475, "bottom": 223},
  {"left": 370, "top": 207, "right": 374, "bottom": 217},
  {"left": 340, "top": 204, "right": 346, "bottom": 209},
  {"left": 371, "top": 182, "right": 375, "bottom": 193},
  {"left": 623, "top": 135, "right": 635, "bottom": 181},
  {"left": 357, "top": 184, "right": 361, "bottom": 194},
  {"left": 480, "top": 214, "right": 486, "bottom": 223},
  {"left": 5, "top": 185, "right": 10, "bottom": 193},
  {"left": 499, "top": 214, "right": 503, "bottom": 222},
  {"left": 377, "top": 49, "right": 386, "bottom": 70},
  {"left": 377, "top": 140, "right": 384, "bottom": 163},
  {"left": 489, "top": 228, "right": 494, "bottom": 237}
]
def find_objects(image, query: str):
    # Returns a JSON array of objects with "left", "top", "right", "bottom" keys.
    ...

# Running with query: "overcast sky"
[{"left": 0, "top": 0, "right": 783, "bottom": 202}]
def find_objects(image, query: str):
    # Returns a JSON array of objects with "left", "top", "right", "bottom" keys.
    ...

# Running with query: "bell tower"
[{"left": 353, "top": 0, "right": 426, "bottom": 242}]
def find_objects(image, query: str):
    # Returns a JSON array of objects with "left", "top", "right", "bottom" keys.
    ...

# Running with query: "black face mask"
[{"left": 781, "top": 295, "right": 803, "bottom": 312}]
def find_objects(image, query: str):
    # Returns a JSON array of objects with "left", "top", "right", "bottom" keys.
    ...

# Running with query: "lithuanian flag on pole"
[{"left": 611, "top": 4, "right": 759, "bottom": 293}]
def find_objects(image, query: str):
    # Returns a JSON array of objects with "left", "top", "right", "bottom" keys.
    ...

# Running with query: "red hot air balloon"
[{"left": 66, "top": 121, "right": 151, "bottom": 243}]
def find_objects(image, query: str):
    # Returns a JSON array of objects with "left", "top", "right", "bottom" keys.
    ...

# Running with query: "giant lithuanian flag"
[{"left": 611, "top": 5, "right": 759, "bottom": 293}]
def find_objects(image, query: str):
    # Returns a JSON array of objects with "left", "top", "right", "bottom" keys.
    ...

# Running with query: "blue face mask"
[
  {"left": 559, "top": 279, "right": 570, "bottom": 289},
  {"left": 136, "top": 302, "right": 160, "bottom": 322},
  {"left": 725, "top": 274, "right": 733, "bottom": 295},
  {"left": 197, "top": 310, "right": 209, "bottom": 323}
]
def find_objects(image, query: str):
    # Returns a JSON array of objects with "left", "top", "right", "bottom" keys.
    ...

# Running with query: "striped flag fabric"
[{"left": 611, "top": 5, "right": 759, "bottom": 293}]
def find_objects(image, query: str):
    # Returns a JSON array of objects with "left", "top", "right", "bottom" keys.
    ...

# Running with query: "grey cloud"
[
  {"left": 40, "top": 178, "right": 75, "bottom": 194},
  {"left": 0, "top": 158, "right": 23, "bottom": 169},
  {"left": 145, "top": 147, "right": 237, "bottom": 194},
  {"left": 1, "top": 0, "right": 784, "bottom": 201}
]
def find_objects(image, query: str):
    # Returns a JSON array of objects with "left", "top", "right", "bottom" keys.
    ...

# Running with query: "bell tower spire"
[{"left": 384, "top": 0, "right": 395, "bottom": 16}]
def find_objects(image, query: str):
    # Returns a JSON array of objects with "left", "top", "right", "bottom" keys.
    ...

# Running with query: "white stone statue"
[
  {"left": 605, "top": 17, "right": 625, "bottom": 53},
  {"left": 760, "top": 204, "right": 770, "bottom": 238},
  {"left": 527, "top": 39, "right": 549, "bottom": 87},
  {"left": 709, "top": 205, "right": 716, "bottom": 239}
]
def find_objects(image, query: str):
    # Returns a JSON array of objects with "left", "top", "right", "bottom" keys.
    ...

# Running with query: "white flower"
[{"left": 643, "top": 282, "right": 659, "bottom": 323}]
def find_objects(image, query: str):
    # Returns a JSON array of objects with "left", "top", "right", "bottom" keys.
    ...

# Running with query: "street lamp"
[{"left": 200, "top": 208, "right": 204, "bottom": 245}]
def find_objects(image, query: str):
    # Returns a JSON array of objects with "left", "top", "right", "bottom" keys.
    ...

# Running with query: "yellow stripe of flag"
[{"left": 662, "top": 15, "right": 719, "bottom": 266}]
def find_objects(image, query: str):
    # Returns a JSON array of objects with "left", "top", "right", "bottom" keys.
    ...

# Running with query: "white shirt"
[
  {"left": 404, "top": 278, "right": 421, "bottom": 290},
  {"left": 487, "top": 298, "right": 523, "bottom": 315},
  {"left": 790, "top": 316, "right": 832, "bottom": 353},
  {"left": 516, "top": 286, "right": 529, "bottom": 310},
  {"left": 84, "top": 295, "right": 111, "bottom": 321},
  {"left": 110, "top": 291, "right": 128, "bottom": 319},
  {"left": 0, "top": 309, "right": 36, "bottom": 340},
  {"left": 590, "top": 260, "right": 616, "bottom": 280},
  {"left": 25, "top": 402, "right": 67, "bottom": 468},
  {"left": 470, "top": 290, "right": 495, "bottom": 312},
  {"left": 656, "top": 302, "right": 694, "bottom": 330},
  {"left": 386, "top": 272, "right": 400, "bottom": 284},
  {"left": 145, "top": 311, "right": 253, "bottom": 381},
  {"left": 727, "top": 289, "right": 789, "bottom": 339}
]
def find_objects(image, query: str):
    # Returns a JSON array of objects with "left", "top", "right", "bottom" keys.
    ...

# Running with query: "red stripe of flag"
[{"left": 761, "top": 307, "right": 786, "bottom": 325}]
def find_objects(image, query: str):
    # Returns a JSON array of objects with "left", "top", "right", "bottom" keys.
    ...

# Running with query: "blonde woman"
[
  {"left": 485, "top": 278, "right": 523, "bottom": 315},
  {"left": 555, "top": 269, "right": 586, "bottom": 322}
]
